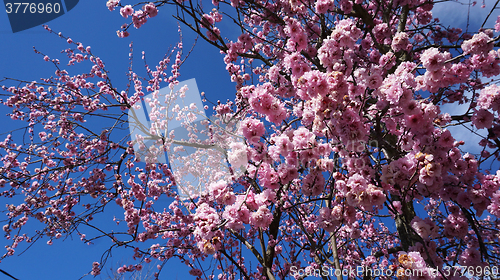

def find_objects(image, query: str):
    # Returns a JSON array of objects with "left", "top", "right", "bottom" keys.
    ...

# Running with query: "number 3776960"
[
  {"left": 441, "top": 266, "right": 499, "bottom": 277},
  {"left": 5, "top": 2, "right": 61, "bottom": 14}
]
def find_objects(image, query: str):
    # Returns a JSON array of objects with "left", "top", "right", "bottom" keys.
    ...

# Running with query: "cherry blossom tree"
[{"left": 1, "top": 0, "right": 500, "bottom": 279}]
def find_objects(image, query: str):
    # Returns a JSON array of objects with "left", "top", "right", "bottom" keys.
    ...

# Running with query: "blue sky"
[{"left": 0, "top": 1, "right": 499, "bottom": 280}]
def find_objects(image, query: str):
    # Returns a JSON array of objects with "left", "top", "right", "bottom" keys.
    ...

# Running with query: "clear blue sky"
[
  {"left": 0, "top": 1, "right": 498, "bottom": 280},
  {"left": 0, "top": 2, "right": 235, "bottom": 279}
]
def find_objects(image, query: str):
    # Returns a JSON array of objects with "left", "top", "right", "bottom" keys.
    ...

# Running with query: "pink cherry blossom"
[{"left": 3, "top": 1, "right": 500, "bottom": 279}]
